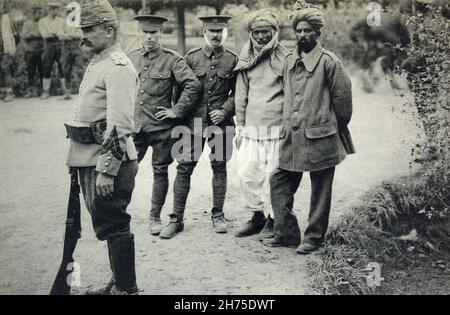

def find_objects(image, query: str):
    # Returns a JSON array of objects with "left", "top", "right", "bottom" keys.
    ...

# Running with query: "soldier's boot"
[
  {"left": 0, "top": 87, "right": 6, "bottom": 100},
  {"left": 259, "top": 215, "right": 275, "bottom": 240},
  {"left": 41, "top": 79, "right": 51, "bottom": 100},
  {"left": 23, "top": 88, "right": 33, "bottom": 99},
  {"left": 211, "top": 208, "right": 228, "bottom": 234},
  {"left": 160, "top": 214, "right": 184, "bottom": 240},
  {"left": 85, "top": 242, "right": 115, "bottom": 295},
  {"left": 61, "top": 78, "right": 72, "bottom": 100},
  {"left": 149, "top": 215, "right": 163, "bottom": 236},
  {"left": 235, "top": 211, "right": 266, "bottom": 237},
  {"left": 85, "top": 276, "right": 115, "bottom": 295},
  {"left": 108, "top": 234, "right": 139, "bottom": 295},
  {"left": 3, "top": 88, "right": 15, "bottom": 102}
]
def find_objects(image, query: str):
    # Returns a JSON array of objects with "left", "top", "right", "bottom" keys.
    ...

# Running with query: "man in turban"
[
  {"left": 263, "top": 6, "right": 355, "bottom": 254},
  {"left": 234, "top": 9, "right": 288, "bottom": 240}
]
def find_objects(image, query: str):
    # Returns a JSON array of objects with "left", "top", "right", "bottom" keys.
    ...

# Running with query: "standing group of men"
[
  {"left": 63, "top": 0, "right": 354, "bottom": 295},
  {"left": 0, "top": 2, "right": 84, "bottom": 102}
]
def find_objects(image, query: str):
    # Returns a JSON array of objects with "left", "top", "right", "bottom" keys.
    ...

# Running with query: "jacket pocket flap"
[
  {"left": 193, "top": 69, "right": 206, "bottom": 77},
  {"left": 217, "top": 70, "right": 233, "bottom": 79},
  {"left": 306, "top": 123, "right": 337, "bottom": 139},
  {"left": 150, "top": 71, "right": 171, "bottom": 79}
]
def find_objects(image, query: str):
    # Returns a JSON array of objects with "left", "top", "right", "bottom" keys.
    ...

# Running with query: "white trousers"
[{"left": 237, "top": 137, "right": 280, "bottom": 218}]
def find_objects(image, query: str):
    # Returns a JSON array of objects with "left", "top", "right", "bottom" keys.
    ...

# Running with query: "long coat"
[{"left": 279, "top": 42, "right": 355, "bottom": 173}]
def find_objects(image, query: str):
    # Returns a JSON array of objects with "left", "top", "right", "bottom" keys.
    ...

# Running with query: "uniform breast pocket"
[
  {"left": 216, "top": 70, "right": 233, "bottom": 94},
  {"left": 305, "top": 122, "right": 340, "bottom": 164},
  {"left": 193, "top": 69, "right": 206, "bottom": 83},
  {"left": 148, "top": 71, "right": 172, "bottom": 95}
]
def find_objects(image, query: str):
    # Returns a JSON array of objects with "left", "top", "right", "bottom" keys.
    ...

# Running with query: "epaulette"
[
  {"left": 163, "top": 48, "right": 183, "bottom": 58},
  {"left": 322, "top": 49, "right": 340, "bottom": 63},
  {"left": 224, "top": 48, "right": 238, "bottom": 57},
  {"left": 186, "top": 47, "right": 202, "bottom": 56},
  {"left": 110, "top": 52, "right": 129, "bottom": 66}
]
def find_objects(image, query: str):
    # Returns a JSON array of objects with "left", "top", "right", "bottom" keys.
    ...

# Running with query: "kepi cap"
[
  {"left": 79, "top": 0, "right": 118, "bottom": 28},
  {"left": 134, "top": 15, "right": 169, "bottom": 31}
]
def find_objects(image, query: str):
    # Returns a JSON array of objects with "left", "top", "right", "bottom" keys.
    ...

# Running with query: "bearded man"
[
  {"left": 263, "top": 6, "right": 355, "bottom": 254},
  {"left": 234, "top": 9, "right": 288, "bottom": 240}
]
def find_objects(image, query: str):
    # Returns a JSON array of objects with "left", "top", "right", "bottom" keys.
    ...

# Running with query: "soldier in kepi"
[
  {"left": 65, "top": 0, "right": 140, "bottom": 295},
  {"left": 38, "top": 2, "right": 66, "bottom": 100},
  {"left": 163, "top": 15, "right": 238, "bottom": 239},
  {"left": 263, "top": 4, "right": 355, "bottom": 254},
  {"left": 21, "top": 5, "right": 45, "bottom": 98},
  {"left": 128, "top": 16, "right": 201, "bottom": 238},
  {"left": 57, "top": 5, "right": 84, "bottom": 100}
]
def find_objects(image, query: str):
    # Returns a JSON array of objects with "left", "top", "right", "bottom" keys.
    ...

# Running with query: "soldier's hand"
[
  {"left": 96, "top": 173, "right": 115, "bottom": 198},
  {"left": 235, "top": 125, "right": 244, "bottom": 150},
  {"left": 156, "top": 107, "right": 177, "bottom": 120},
  {"left": 209, "top": 110, "right": 226, "bottom": 125}
]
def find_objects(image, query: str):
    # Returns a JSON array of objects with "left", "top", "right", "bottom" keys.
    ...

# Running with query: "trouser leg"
[
  {"left": 172, "top": 134, "right": 204, "bottom": 220},
  {"left": 150, "top": 129, "right": 175, "bottom": 218},
  {"left": 237, "top": 137, "right": 267, "bottom": 214},
  {"left": 270, "top": 168, "right": 302, "bottom": 246},
  {"left": 78, "top": 161, "right": 138, "bottom": 293},
  {"left": 304, "top": 167, "right": 336, "bottom": 246}
]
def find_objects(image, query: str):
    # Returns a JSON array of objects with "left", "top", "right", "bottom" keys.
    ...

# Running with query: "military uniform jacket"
[
  {"left": 185, "top": 45, "right": 237, "bottom": 132},
  {"left": 66, "top": 43, "right": 139, "bottom": 177},
  {"left": 279, "top": 42, "right": 354, "bottom": 173},
  {"left": 128, "top": 45, "right": 201, "bottom": 133}
]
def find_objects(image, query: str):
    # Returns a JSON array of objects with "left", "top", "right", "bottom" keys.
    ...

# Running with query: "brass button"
[{"left": 142, "top": 79, "right": 146, "bottom": 82}]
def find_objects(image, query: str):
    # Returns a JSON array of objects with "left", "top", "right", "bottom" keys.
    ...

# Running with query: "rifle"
[{"left": 50, "top": 168, "right": 82, "bottom": 295}]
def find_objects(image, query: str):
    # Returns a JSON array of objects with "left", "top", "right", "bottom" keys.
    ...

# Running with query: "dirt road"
[{"left": 0, "top": 77, "right": 422, "bottom": 295}]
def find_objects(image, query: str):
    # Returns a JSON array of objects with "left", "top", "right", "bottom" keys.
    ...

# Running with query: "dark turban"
[{"left": 291, "top": 8, "right": 325, "bottom": 33}]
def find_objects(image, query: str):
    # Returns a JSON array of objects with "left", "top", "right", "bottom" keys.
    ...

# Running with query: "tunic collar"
[
  {"left": 202, "top": 44, "right": 224, "bottom": 59},
  {"left": 289, "top": 41, "right": 324, "bottom": 72},
  {"left": 142, "top": 44, "right": 164, "bottom": 60}
]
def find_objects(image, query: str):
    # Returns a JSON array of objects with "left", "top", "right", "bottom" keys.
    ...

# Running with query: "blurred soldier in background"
[
  {"left": 38, "top": 2, "right": 65, "bottom": 100},
  {"left": 21, "top": 5, "right": 45, "bottom": 98},
  {"left": 57, "top": 5, "right": 84, "bottom": 100},
  {"left": 128, "top": 15, "right": 201, "bottom": 239},
  {"left": 0, "top": 1, "right": 18, "bottom": 102},
  {"left": 167, "top": 15, "right": 238, "bottom": 238}
]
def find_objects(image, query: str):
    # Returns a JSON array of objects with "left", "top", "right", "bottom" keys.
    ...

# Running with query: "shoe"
[
  {"left": 262, "top": 236, "right": 300, "bottom": 249},
  {"left": 85, "top": 277, "right": 115, "bottom": 295},
  {"left": 259, "top": 216, "right": 275, "bottom": 240},
  {"left": 40, "top": 91, "right": 50, "bottom": 100},
  {"left": 62, "top": 92, "right": 72, "bottom": 100},
  {"left": 3, "top": 90, "right": 15, "bottom": 102},
  {"left": 211, "top": 208, "right": 228, "bottom": 234},
  {"left": 23, "top": 88, "right": 35, "bottom": 99},
  {"left": 111, "top": 285, "right": 139, "bottom": 296},
  {"left": 149, "top": 216, "right": 163, "bottom": 236},
  {"left": 235, "top": 211, "right": 266, "bottom": 237},
  {"left": 160, "top": 214, "right": 184, "bottom": 239},
  {"left": 296, "top": 242, "right": 323, "bottom": 255}
]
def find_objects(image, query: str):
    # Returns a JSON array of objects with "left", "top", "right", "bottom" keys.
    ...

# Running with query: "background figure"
[
  {"left": 38, "top": 2, "right": 65, "bottom": 100},
  {"left": 0, "top": 5, "right": 18, "bottom": 102},
  {"left": 21, "top": 5, "right": 44, "bottom": 98},
  {"left": 57, "top": 6, "right": 84, "bottom": 100}
]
